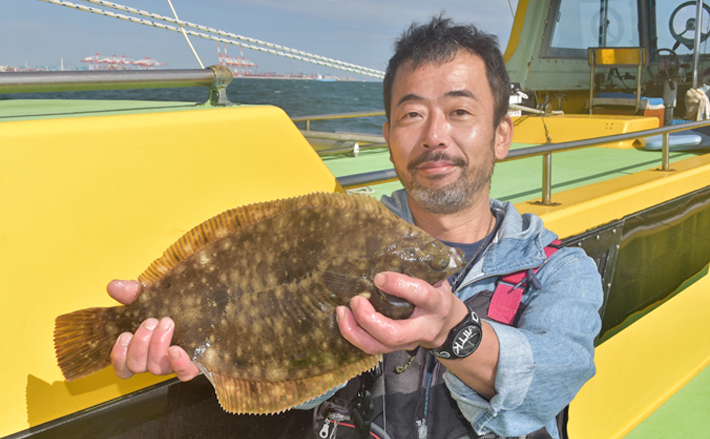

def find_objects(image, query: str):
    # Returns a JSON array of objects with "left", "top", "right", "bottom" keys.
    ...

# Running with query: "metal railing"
[
  {"left": 3, "top": 71, "right": 706, "bottom": 204},
  {"left": 334, "top": 118, "right": 710, "bottom": 203},
  {"left": 293, "top": 110, "right": 387, "bottom": 157},
  {"left": 0, "top": 65, "right": 234, "bottom": 105},
  {"left": 292, "top": 110, "right": 385, "bottom": 131}
]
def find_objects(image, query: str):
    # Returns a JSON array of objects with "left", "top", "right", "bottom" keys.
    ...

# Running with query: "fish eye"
[
  {"left": 430, "top": 256, "right": 449, "bottom": 270},
  {"left": 425, "top": 241, "right": 441, "bottom": 253}
]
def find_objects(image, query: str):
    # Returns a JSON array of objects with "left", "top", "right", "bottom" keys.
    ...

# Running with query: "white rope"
[
  {"left": 49, "top": 0, "right": 384, "bottom": 78},
  {"left": 165, "top": 0, "right": 203, "bottom": 68}
]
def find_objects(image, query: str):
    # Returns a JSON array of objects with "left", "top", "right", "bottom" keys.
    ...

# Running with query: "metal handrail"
[
  {"left": 300, "top": 130, "right": 385, "bottom": 144},
  {"left": 0, "top": 65, "right": 234, "bottom": 105},
  {"left": 337, "top": 119, "right": 710, "bottom": 202},
  {"left": 292, "top": 110, "right": 385, "bottom": 130},
  {"left": 3, "top": 69, "right": 705, "bottom": 202}
]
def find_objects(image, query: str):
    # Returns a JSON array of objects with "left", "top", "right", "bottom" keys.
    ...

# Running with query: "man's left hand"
[{"left": 336, "top": 271, "right": 469, "bottom": 355}]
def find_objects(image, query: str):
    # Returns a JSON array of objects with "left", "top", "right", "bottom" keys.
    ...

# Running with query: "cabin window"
[{"left": 543, "top": 0, "right": 640, "bottom": 58}]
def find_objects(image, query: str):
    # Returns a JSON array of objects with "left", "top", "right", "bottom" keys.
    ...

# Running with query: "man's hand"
[
  {"left": 336, "top": 272, "right": 499, "bottom": 399},
  {"left": 335, "top": 272, "right": 469, "bottom": 354},
  {"left": 107, "top": 280, "right": 200, "bottom": 382}
]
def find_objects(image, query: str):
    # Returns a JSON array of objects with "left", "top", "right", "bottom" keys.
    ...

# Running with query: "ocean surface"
[{"left": 2, "top": 78, "right": 387, "bottom": 135}]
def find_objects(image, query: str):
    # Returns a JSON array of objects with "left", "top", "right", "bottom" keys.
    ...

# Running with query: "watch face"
[{"left": 452, "top": 325, "right": 482, "bottom": 358}]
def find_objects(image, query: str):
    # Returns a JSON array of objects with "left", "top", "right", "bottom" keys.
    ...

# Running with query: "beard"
[{"left": 396, "top": 145, "right": 495, "bottom": 215}]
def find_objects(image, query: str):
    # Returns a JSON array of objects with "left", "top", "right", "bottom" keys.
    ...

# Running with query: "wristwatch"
[{"left": 428, "top": 305, "right": 482, "bottom": 359}]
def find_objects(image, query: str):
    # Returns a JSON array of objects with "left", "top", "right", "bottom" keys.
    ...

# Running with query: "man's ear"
[
  {"left": 383, "top": 120, "right": 393, "bottom": 163},
  {"left": 494, "top": 115, "right": 513, "bottom": 160}
]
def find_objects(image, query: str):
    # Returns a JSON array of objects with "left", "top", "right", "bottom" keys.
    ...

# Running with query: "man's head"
[
  {"left": 382, "top": 16, "right": 513, "bottom": 218},
  {"left": 383, "top": 15, "right": 510, "bottom": 128}
]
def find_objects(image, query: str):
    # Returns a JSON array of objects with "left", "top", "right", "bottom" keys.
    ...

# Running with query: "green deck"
[
  {"left": 625, "top": 364, "right": 710, "bottom": 438},
  {"left": 325, "top": 143, "right": 705, "bottom": 204},
  {"left": 0, "top": 99, "right": 206, "bottom": 121}
]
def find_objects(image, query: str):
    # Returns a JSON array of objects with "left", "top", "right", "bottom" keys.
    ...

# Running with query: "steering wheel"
[
  {"left": 670, "top": 1, "right": 710, "bottom": 50},
  {"left": 647, "top": 48, "right": 682, "bottom": 81}
]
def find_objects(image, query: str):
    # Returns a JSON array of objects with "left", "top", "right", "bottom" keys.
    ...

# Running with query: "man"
[{"left": 109, "top": 16, "right": 603, "bottom": 439}]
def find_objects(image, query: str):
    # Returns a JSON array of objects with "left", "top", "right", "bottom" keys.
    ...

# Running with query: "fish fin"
[
  {"left": 208, "top": 354, "right": 382, "bottom": 414},
  {"left": 54, "top": 307, "right": 114, "bottom": 382},
  {"left": 138, "top": 192, "right": 397, "bottom": 286},
  {"left": 322, "top": 271, "right": 371, "bottom": 298}
]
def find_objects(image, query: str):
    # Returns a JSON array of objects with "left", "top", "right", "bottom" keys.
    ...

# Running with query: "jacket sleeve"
[{"left": 443, "top": 247, "right": 603, "bottom": 437}]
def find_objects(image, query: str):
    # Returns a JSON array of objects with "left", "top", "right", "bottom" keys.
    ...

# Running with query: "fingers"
[
  {"left": 125, "top": 318, "right": 161, "bottom": 375},
  {"left": 110, "top": 317, "right": 199, "bottom": 381},
  {"left": 107, "top": 279, "right": 143, "bottom": 305},
  {"left": 336, "top": 303, "right": 395, "bottom": 355},
  {"left": 111, "top": 332, "right": 135, "bottom": 379},
  {"left": 340, "top": 272, "right": 467, "bottom": 354},
  {"left": 146, "top": 318, "right": 174, "bottom": 375},
  {"left": 167, "top": 346, "right": 201, "bottom": 381}
]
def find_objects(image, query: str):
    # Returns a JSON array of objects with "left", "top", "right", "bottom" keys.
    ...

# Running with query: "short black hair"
[{"left": 383, "top": 14, "right": 510, "bottom": 127}]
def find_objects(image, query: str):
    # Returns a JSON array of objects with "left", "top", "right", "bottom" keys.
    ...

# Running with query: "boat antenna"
[{"left": 166, "top": 0, "right": 203, "bottom": 68}]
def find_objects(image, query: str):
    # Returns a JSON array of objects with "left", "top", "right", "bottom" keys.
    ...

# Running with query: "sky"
[{"left": 1, "top": 0, "right": 519, "bottom": 78}]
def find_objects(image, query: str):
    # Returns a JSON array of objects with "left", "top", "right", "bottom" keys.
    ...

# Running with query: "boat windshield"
[
  {"left": 547, "top": 0, "right": 640, "bottom": 56},
  {"left": 543, "top": 0, "right": 710, "bottom": 59}
]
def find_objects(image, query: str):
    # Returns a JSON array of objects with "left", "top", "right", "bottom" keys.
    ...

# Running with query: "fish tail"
[{"left": 54, "top": 307, "right": 117, "bottom": 382}]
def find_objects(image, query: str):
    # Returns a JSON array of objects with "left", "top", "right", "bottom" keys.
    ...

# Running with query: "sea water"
[{"left": 2, "top": 78, "right": 386, "bottom": 135}]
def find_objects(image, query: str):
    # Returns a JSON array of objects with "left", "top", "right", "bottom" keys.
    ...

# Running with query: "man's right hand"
[{"left": 108, "top": 280, "right": 200, "bottom": 382}]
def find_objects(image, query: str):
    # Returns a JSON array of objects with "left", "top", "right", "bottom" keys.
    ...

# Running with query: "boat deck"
[
  {"left": 625, "top": 363, "right": 710, "bottom": 438},
  {"left": 323, "top": 142, "right": 706, "bottom": 204},
  {"left": 3, "top": 99, "right": 704, "bottom": 207}
]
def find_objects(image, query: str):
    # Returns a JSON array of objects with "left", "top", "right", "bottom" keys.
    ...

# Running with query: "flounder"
[{"left": 54, "top": 192, "right": 465, "bottom": 414}]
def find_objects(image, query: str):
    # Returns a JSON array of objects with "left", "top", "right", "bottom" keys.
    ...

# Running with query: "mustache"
[{"left": 407, "top": 151, "right": 467, "bottom": 172}]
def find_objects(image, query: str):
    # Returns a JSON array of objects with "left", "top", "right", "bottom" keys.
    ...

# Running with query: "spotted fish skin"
[{"left": 54, "top": 192, "right": 465, "bottom": 414}]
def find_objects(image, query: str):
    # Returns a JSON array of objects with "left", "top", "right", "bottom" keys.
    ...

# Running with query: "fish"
[{"left": 54, "top": 192, "right": 465, "bottom": 414}]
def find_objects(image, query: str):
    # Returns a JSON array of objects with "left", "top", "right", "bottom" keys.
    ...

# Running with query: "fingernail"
[
  {"left": 351, "top": 296, "right": 363, "bottom": 312},
  {"left": 158, "top": 318, "right": 172, "bottom": 332},
  {"left": 118, "top": 333, "right": 132, "bottom": 347},
  {"left": 143, "top": 319, "right": 158, "bottom": 331},
  {"left": 336, "top": 306, "right": 345, "bottom": 322},
  {"left": 374, "top": 272, "right": 386, "bottom": 287},
  {"left": 168, "top": 347, "right": 181, "bottom": 361}
]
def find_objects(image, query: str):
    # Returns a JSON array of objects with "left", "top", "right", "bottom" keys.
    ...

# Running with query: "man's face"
[{"left": 383, "top": 50, "right": 512, "bottom": 215}]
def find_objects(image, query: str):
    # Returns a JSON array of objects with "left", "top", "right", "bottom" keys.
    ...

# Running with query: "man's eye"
[{"left": 453, "top": 109, "right": 469, "bottom": 116}]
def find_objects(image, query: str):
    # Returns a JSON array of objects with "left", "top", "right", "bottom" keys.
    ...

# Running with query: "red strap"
[
  {"left": 487, "top": 283, "right": 525, "bottom": 325},
  {"left": 487, "top": 240, "right": 562, "bottom": 325}
]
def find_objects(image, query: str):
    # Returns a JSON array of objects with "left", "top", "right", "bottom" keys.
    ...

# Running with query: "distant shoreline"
[{"left": 232, "top": 75, "right": 358, "bottom": 82}]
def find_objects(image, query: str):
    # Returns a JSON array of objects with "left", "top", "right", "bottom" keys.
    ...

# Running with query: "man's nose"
[{"left": 420, "top": 111, "right": 450, "bottom": 149}]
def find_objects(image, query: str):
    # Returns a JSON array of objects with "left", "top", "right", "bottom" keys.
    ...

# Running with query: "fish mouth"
[
  {"left": 372, "top": 289, "right": 415, "bottom": 320},
  {"left": 449, "top": 246, "right": 466, "bottom": 269}
]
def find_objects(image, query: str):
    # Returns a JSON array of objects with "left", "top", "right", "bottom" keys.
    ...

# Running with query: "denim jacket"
[{"left": 380, "top": 190, "right": 603, "bottom": 438}]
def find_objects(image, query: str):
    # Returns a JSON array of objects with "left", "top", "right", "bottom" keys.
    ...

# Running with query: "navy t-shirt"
[{"left": 442, "top": 209, "right": 502, "bottom": 291}]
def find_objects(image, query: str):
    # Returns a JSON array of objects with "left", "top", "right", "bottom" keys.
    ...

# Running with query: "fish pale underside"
[{"left": 54, "top": 192, "right": 465, "bottom": 414}]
